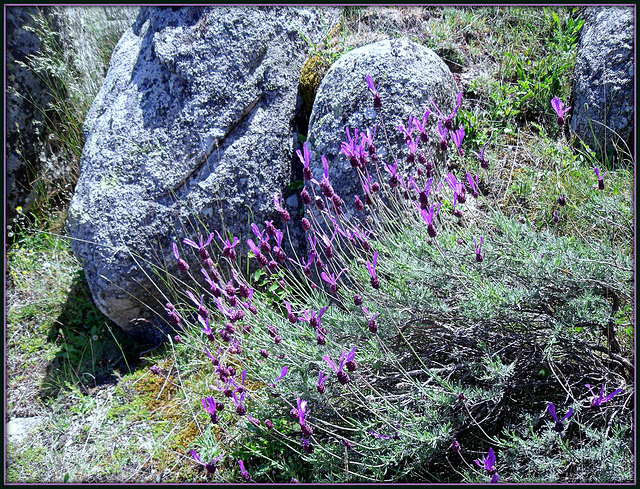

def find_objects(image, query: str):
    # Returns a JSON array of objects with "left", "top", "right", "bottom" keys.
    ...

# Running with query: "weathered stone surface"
[
  {"left": 67, "top": 6, "right": 339, "bottom": 337},
  {"left": 306, "top": 39, "right": 459, "bottom": 210},
  {"left": 571, "top": 6, "right": 634, "bottom": 155}
]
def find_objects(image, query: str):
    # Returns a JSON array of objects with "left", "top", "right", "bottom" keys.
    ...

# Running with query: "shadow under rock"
[{"left": 41, "top": 269, "right": 159, "bottom": 400}]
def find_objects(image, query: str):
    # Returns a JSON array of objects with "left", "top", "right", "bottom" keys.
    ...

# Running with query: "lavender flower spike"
[
  {"left": 191, "top": 449, "right": 223, "bottom": 474},
  {"left": 586, "top": 383, "right": 623, "bottom": 407},
  {"left": 473, "top": 141, "right": 489, "bottom": 169},
  {"left": 548, "top": 402, "right": 573, "bottom": 432},
  {"left": 323, "top": 350, "right": 351, "bottom": 384},
  {"left": 551, "top": 96, "right": 571, "bottom": 126},
  {"left": 450, "top": 125, "right": 465, "bottom": 156},
  {"left": 238, "top": 460, "right": 251, "bottom": 481},
  {"left": 184, "top": 233, "right": 215, "bottom": 261},
  {"left": 474, "top": 447, "right": 499, "bottom": 482},
  {"left": 366, "top": 74, "right": 382, "bottom": 109},
  {"left": 318, "top": 155, "right": 334, "bottom": 198},
  {"left": 417, "top": 201, "right": 442, "bottom": 238},
  {"left": 467, "top": 172, "right": 480, "bottom": 199},
  {"left": 275, "top": 365, "right": 289, "bottom": 382},
  {"left": 296, "top": 141, "right": 313, "bottom": 180},
  {"left": 172, "top": 242, "right": 189, "bottom": 271},
  {"left": 438, "top": 120, "right": 449, "bottom": 152},
  {"left": 593, "top": 165, "right": 605, "bottom": 190},
  {"left": 367, "top": 251, "right": 380, "bottom": 289},
  {"left": 317, "top": 370, "right": 329, "bottom": 394},
  {"left": 474, "top": 236, "right": 484, "bottom": 263},
  {"left": 431, "top": 91, "right": 463, "bottom": 130}
]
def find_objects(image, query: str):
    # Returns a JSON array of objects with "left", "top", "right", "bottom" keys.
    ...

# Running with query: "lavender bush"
[{"left": 148, "top": 77, "right": 633, "bottom": 483}]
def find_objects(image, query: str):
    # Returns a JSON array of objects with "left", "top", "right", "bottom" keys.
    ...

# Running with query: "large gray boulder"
[
  {"left": 306, "top": 39, "right": 459, "bottom": 212},
  {"left": 571, "top": 6, "right": 634, "bottom": 156},
  {"left": 66, "top": 6, "right": 339, "bottom": 338}
]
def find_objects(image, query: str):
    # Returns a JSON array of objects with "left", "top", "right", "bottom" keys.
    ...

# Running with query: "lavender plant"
[{"left": 149, "top": 78, "right": 632, "bottom": 483}]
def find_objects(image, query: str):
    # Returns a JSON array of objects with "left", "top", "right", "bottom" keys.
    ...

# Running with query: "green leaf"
[
  {"left": 287, "top": 180, "right": 304, "bottom": 190},
  {"left": 297, "top": 133, "right": 307, "bottom": 143},
  {"left": 254, "top": 269, "right": 265, "bottom": 282}
]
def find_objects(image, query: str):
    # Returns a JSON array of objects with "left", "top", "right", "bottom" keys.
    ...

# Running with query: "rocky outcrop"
[
  {"left": 306, "top": 39, "right": 459, "bottom": 210},
  {"left": 6, "top": 7, "right": 56, "bottom": 228},
  {"left": 5, "top": 6, "right": 139, "bottom": 235},
  {"left": 571, "top": 6, "right": 634, "bottom": 156},
  {"left": 66, "top": 6, "right": 339, "bottom": 338}
]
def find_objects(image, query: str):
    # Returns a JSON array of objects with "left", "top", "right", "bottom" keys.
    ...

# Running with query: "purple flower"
[
  {"left": 417, "top": 201, "right": 442, "bottom": 238},
  {"left": 238, "top": 460, "right": 251, "bottom": 481},
  {"left": 593, "top": 165, "right": 605, "bottom": 190},
  {"left": 273, "top": 228, "right": 287, "bottom": 262},
  {"left": 438, "top": 120, "right": 449, "bottom": 152},
  {"left": 474, "top": 236, "right": 484, "bottom": 262},
  {"left": 172, "top": 242, "right": 190, "bottom": 272},
  {"left": 553, "top": 210, "right": 559, "bottom": 223},
  {"left": 186, "top": 290, "right": 209, "bottom": 320},
  {"left": 165, "top": 302, "right": 182, "bottom": 326},
  {"left": 299, "top": 306, "right": 328, "bottom": 331},
  {"left": 451, "top": 439, "right": 461, "bottom": 453},
  {"left": 318, "top": 155, "right": 334, "bottom": 198},
  {"left": 362, "top": 306, "right": 380, "bottom": 334},
  {"left": 302, "top": 436, "right": 314, "bottom": 454},
  {"left": 274, "top": 193, "right": 291, "bottom": 223},
  {"left": 232, "top": 388, "right": 247, "bottom": 416},
  {"left": 410, "top": 175, "right": 433, "bottom": 210},
  {"left": 467, "top": 172, "right": 480, "bottom": 199},
  {"left": 202, "top": 396, "right": 220, "bottom": 423},
  {"left": 284, "top": 300, "right": 298, "bottom": 324},
  {"left": 473, "top": 141, "right": 490, "bottom": 169},
  {"left": 367, "top": 251, "right": 380, "bottom": 289},
  {"left": 317, "top": 370, "right": 330, "bottom": 394},
  {"left": 296, "top": 141, "right": 313, "bottom": 181},
  {"left": 432, "top": 91, "right": 463, "bottom": 130},
  {"left": 551, "top": 96, "right": 571, "bottom": 126},
  {"left": 586, "top": 383, "right": 623, "bottom": 407},
  {"left": 274, "top": 365, "right": 288, "bottom": 383},
  {"left": 353, "top": 294, "right": 363, "bottom": 306},
  {"left": 247, "top": 238, "right": 268, "bottom": 268},
  {"left": 191, "top": 449, "right": 223, "bottom": 474},
  {"left": 558, "top": 194, "right": 567, "bottom": 206},
  {"left": 548, "top": 402, "right": 573, "bottom": 432},
  {"left": 406, "top": 139, "right": 419, "bottom": 163},
  {"left": 320, "top": 268, "right": 349, "bottom": 294},
  {"left": 366, "top": 74, "right": 382, "bottom": 109},
  {"left": 474, "top": 447, "right": 499, "bottom": 481},
  {"left": 413, "top": 108, "right": 432, "bottom": 143},
  {"left": 323, "top": 347, "right": 355, "bottom": 384},
  {"left": 445, "top": 172, "right": 466, "bottom": 204},
  {"left": 383, "top": 159, "right": 400, "bottom": 188},
  {"left": 341, "top": 126, "right": 361, "bottom": 168},
  {"left": 450, "top": 125, "right": 465, "bottom": 156},
  {"left": 297, "top": 398, "right": 313, "bottom": 436},
  {"left": 184, "top": 233, "right": 214, "bottom": 261},
  {"left": 215, "top": 231, "right": 239, "bottom": 260},
  {"left": 398, "top": 114, "right": 415, "bottom": 142}
]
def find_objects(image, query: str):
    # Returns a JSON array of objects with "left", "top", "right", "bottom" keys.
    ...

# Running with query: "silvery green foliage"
[
  {"left": 571, "top": 6, "right": 634, "bottom": 154},
  {"left": 67, "top": 6, "right": 339, "bottom": 336},
  {"left": 307, "top": 39, "right": 459, "bottom": 211}
]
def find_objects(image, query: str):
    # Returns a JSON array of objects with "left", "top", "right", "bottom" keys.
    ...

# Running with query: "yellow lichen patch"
[
  {"left": 171, "top": 420, "right": 203, "bottom": 452},
  {"left": 300, "top": 55, "right": 331, "bottom": 116}
]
